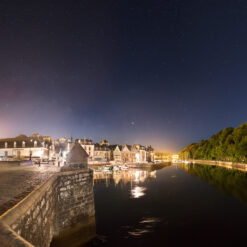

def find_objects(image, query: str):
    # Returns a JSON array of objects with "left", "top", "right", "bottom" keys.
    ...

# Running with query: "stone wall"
[
  {"left": 57, "top": 170, "right": 94, "bottom": 230},
  {"left": 0, "top": 169, "right": 95, "bottom": 247}
]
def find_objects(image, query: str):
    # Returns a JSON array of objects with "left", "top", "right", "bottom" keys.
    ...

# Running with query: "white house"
[{"left": 0, "top": 134, "right": 52, "bottom": 161}]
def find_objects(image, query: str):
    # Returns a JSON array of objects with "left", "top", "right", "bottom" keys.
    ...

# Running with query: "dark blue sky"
[{"left": 0, "top": 0, "right": 247, "bottom": 152}]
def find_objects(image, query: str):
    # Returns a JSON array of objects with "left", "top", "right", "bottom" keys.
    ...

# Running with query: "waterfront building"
[
  {"left": 112, "top": 145, "right": 122, "bottom": 162},
  {"left": 131, "top": 144, "right": 147, "bottom": 163},
  {"left": 146, "top": 145, "right": 155, "bottom": 162},
  {"left": 121, "top": 144, "right": 132, "bottom": 163},
  {"left": 154, "top": 152, "right": 171, "bottom": 162},
  {"left": 139, "top": 145, "right": 147, "bottom": 163},
  {"left": 93, "top": 143, "right": 111, "bottom": 162},
  {"left": 0, "top": 134, "right": 52, "bottom": 161},
  {"left": 109, "top": 144, "right": 150, "bottom": 163},
  {"left": 77, "top": 138, "right": 94, "bottom": 161},
  {"left": 0, "top": 133, "right": 154, "bottom": 165},
  {"left": 52, "top": 141, "right": 75, "bottom": 166},
  {"left": 64, "top": 143, "right": 89, "bottom": 169}
]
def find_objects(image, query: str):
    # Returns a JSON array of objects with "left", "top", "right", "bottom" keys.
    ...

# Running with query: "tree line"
[{"left": 179, "top": 122, "right": 247, "bottom": 162}]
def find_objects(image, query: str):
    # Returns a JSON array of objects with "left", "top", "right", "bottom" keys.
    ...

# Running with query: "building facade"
[
  {"left": 77, "top": 138, "right": 94, "bottom": 161},
  {"left": 121, "top": 145, "right": 132, "bottom": 163},
  {"left": 112, "top": 145, "right": 122, "bottom": 162},
  {"left": 0, "top": 134, "right": 51, "bottom": 161},
  {"left": 93, "top": 144, "right": 111, "bottom": 162},
  {"left": 0, "top": 134, "right": 155, "bottom": 164}
]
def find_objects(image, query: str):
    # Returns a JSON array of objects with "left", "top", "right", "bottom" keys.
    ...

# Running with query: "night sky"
[{"left": 1, "top": 0, "right": 247, "bottom": 152}]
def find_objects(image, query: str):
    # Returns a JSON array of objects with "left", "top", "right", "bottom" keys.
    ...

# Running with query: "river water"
[{"left": 85, "top": 163, "right": 247, "bottom": 247}]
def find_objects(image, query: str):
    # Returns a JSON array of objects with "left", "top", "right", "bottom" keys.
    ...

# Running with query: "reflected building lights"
[
  {"left": 131, "top": 186, "right": 147, "bottom": 199},
  {"left": 93, "top": 169, "right": 156, "bottom": 186}
]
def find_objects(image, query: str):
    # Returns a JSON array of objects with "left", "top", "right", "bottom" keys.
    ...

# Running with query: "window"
[
  {"left": 5, "top": 142, "right": 7, "bottom": 148},
  {"left": 14, "top": 142, "right": 16, "bottom": 148},
  {"left": 22, "top": 141, "right": 25, "bottom": 148},
  {"left": 34, "top": 141, "right": 37, "bottom": 147}
]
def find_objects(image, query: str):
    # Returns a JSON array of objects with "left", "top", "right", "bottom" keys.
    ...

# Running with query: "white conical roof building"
[{"left": 62, "top": 143, "right": 88, "bottom": 170}]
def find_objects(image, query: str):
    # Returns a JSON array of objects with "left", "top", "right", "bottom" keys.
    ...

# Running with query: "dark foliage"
[{"left": 179, "top": 123, "right": 247, "bottom": 162}]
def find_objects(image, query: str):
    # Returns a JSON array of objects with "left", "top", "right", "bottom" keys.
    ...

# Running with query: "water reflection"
[
  {"left": 93, "top": 169, "right": 156, "bottom": 186},
  {"left": 126, "top": 217, "right": 161, "bottom": 238},
  {"left": 131, "top": 186, "right": 146, "bottom": 198},
  {"left": 180, "top": 163, "right": 247, "bottom": 205},
  {"left": 128, "top": 228, "right": 151, "bottom": 237},
  {"left": 88, "top": 164, "right": 247, "bottom": 247}
]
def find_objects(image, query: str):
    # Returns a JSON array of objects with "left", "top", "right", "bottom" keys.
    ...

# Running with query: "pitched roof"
[
  {"left": 66, "top": 143, "right": 89, "bottom": 163},
  {"left": 108, "top": 144, "right": 118, "bottom": 151},
  {"left": 122, "top": 144, "right": 131, "bottom": 152},
  {"left": 114, "top": 145, "right": 122, "bottom": 152},
  {"left": 0, "top": 135, "right": 51, "bottom": 149}
]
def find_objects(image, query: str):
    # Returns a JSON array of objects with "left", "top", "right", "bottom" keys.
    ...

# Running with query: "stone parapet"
[{"left": 0, "top": 169, "right": 95, "bottom": 247}]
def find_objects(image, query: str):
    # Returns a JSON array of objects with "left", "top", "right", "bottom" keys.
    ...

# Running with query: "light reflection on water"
[
  {"left": 139, "top": 217, "right": 161, "bottom": 224},
  {"left": 127, "top": 217, "right": 161, "bottom": 237},
  {"left": 89, "top": 164, "right": 247, "bottom": 247},
  {"left": 93, "top": 168, "right": 156, "bottom": 199},
  {"left": 93, "top": 168, "right": 156, "bottom": 187},
  {"left": 130, "top": 186, "right": 147, "bottom": 198},
  {"left": 89, "top": 166, "right": 163, "bottom": 245}
]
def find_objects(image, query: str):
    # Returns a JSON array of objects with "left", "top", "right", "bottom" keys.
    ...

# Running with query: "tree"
[{"left": 179, "top": 122, "right": 247, "bottom": 163}]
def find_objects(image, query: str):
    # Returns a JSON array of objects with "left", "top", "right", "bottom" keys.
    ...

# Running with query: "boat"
[
  {"left": 119, "top": 165, "right": 129, "bottom": 170},
  {"left": 113, "top": 165, "right": 120, "bottom": 171},
  {"left": 103, "top": 166, "right": 113, "bottom": 172}
]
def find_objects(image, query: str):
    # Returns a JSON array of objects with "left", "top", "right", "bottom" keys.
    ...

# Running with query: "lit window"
[
  {"left": 5, "top": 142, "right": 7, "bottom": 148},
  {"left": 22, "top": 141, "right": 25, "bottom": 148},
  {"left": 14, "top": 142, "right": 16, "bottom": 148},
  {"left": 34, "top": 141, "right": 37, "bottom": 147}
]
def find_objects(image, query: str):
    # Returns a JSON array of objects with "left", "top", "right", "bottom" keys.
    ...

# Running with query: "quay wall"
[
  {"left": 0, "top": 169, "right": 95, "bottom": 247},
  {"left": 190, "top": 160, "right": 247, "bottom": 172}
]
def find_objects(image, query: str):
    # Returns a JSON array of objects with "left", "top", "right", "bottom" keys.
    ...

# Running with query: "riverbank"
[
  {"left": 89, "top": 162, "right": 171, "bottom": 171},
  {"left": 189, "top": 159, "right": 247, "bottom": 172}
]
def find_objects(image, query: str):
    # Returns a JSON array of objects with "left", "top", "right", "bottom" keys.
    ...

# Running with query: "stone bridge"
[{"left": 0, "top": 144, "right": 95, "bottom": 247}]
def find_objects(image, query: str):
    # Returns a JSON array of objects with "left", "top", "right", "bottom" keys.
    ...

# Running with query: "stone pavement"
[{"left": 0, "top": 164, "right": 59, "bottom": 215}]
